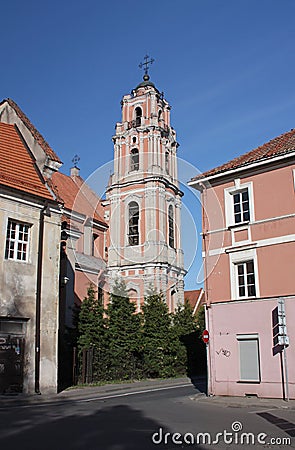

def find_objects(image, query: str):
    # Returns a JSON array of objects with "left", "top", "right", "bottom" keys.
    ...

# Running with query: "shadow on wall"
[
  {"left": 181, "top": 331, "right": 207, "bottom": 395},
  {"left": 58, "top": 248, "right": 77, "bottom": 392}
]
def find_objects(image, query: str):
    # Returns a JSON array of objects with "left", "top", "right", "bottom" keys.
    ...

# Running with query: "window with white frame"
[
  {"left": 233, "top": 189, "right": 250, "bottom": 224},
  {"left": 168, "top": 205, "right": 174, "bottom": 248},
  {"left": 236, "top": 260, "right": 256, "bottom": 297},
  {"left": 128, "top": 201, "right": 139, "bottom": 246},
  {"left": 135, "top": 107, "right": 142, "bottom": 127},
  {"left": 130, "top": 148, "right": 139, "bottom": 171},
  {"left": 237, "top": 334, "right": 260, "bottom": 382},
  {"left": 165, "top": 152, "right": 169, "bottom": 174},
  {"left": 5, "top": 219, "right": 30, "bottom": 262},
  {"left": 224, "top": 182, "right": 254, "bottom": 227}
]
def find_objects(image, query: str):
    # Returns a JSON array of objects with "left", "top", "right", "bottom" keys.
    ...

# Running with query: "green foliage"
[
  {"left": 105, "top": 279, "right": 142, "bottom": 380},
  {"left": 77, "top": 283, "right": 105, "bottom": 351},
  {"left": 76, "top": 283, "right": 207, "bottom": 384},
  {"left": 195, "top": 305, "right": 205, "bottom": 338},
  {"left": 171, "top": 300, "right": 198, "bottom": 375},
  {"left": 142, "top": 291, "right": 175, "bottom": 378}
]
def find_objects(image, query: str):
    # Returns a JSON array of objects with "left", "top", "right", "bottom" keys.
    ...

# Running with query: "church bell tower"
[{"left": 105, "top": 56, "right": 185, "bottom": 311}]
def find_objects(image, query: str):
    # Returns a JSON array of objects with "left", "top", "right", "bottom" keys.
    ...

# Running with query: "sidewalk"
[
  {"left": 191, "top": 393, "right": 295, "bottom": 410},
  {"left": 0, "top": 376, "right": 193, "bottom": 408}
]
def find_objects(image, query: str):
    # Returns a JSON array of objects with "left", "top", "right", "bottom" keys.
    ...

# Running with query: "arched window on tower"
[
  {"left": 135, "top": 107, "right": 142, "bottom": 127},
  {"left": 130, "top": 148, "right": 139, "bottom": 171},
  {"left": 165, "top": 152, "right": 169, "bottom": 174},
  {"left": 168, "top": 205, "right": 174, "bottom": 248},
  {"left": 128, "top": 201, "right": 139, "bottom": 246}
]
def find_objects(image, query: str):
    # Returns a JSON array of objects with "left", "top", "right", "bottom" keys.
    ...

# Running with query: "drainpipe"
[
  {"left": 200, "top": 182, "right": 213, "bottom": 396},
  {"left": 35, "top": 203, "right": 49, "bottom": 394}
]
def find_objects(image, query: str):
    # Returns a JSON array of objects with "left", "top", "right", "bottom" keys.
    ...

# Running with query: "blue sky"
[{"left": 2, "top": 0, "right": 295, "bottom": 289}]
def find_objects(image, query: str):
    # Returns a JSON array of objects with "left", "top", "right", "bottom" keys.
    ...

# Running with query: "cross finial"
[
  {"left": 72, "top": 154, "right": 80, "bottom": 168},
  {"left": 139, "top": 54, "right": 154, "bottom": 79}
]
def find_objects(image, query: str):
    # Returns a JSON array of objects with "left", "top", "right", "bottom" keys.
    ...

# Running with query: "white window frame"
[
  {"left": 168, "top": 204, "right": 175, "bottom": 248},
  {"left": 127, "top": 201, "right": 140, "bottom": 246},
  {"left": 229, "top": 249, "right": 260, "bottom": 300},
  {"left": 130, "top": 148, "right": 139, "bottom": 172},
  {"left": 5, "top": 219, "right": 31, "bottom": 262},
  {"left": 236, "top": 260, "right": 256, "bottom": 298},
  {"left": 237, "top": 334, "right": 261, "bottom": 383},
  {"left": 224, "top": 181, "right": 254, "bottom": 228}
]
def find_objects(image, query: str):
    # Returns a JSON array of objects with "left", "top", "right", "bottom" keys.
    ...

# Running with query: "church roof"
[
  {"left": 51, "top": 171, "right": 107, "bottom": 226},
  {"left": 0, "top": 98, "right": 62, "bottom": 164},
  {"left": 191, "top": 128, "right": 295, "bottom": 183},
  {"left": 134, "top": 74, "right": 159, "bottom": 94},
  {"left": 0, "top": 122, "right": 53, "bottom": 200}
]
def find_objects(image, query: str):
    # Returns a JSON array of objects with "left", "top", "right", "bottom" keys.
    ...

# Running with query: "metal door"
[{"left": 0, "top": 335, "right": 25, "bottom": 393}]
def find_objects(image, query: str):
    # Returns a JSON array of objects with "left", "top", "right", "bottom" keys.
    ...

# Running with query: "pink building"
[{"left": 190, "top": 129, "right": 295, "bottom": 399}]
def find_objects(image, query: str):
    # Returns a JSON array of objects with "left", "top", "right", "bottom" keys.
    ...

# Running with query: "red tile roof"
[
  {"left": 0, "top": 98, "right": 62, "bottom": 164},
  {"left": 191, "top": 128, "right": 295, "bottom": 182},
  {"left": 51, "top": 171, "right": 107, "bottom": 226},
  {"left": 0, "top": 122, "right": 53, "bottom": 199},
  {"left": 184, "top": 289, "right": 204, "bottom": 313}
]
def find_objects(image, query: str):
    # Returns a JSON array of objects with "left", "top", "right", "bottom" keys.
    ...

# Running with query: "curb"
[{"left": 190, "top": 394, "right": 295, "bottom": 410}]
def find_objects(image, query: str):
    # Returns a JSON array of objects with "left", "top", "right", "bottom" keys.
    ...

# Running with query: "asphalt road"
[{"left": 0, "top": 383, "right": 294, "bottom": 450}]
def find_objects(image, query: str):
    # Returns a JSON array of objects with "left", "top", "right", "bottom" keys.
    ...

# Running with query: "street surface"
[{"left": 0, "top": 380, "right": 294, "bottom": 450}]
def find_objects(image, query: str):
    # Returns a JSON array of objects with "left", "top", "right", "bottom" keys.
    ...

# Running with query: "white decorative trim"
[
  {"left": 231, "top": 224, "right": 251, "bottom": 246},
  {"left": 208, "top": 233, "right": 295, "bottom": 256},
  {"left": 206, "top": 212, "right": 295, "bottom": 235}
]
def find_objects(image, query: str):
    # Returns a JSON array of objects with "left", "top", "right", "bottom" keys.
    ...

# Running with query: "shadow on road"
[{"left": 0, "top": 402, "right": 206, "bottom": 450}]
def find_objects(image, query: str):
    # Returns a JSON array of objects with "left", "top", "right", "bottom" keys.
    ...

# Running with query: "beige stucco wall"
[{"left": 0, "top": 191, "right": 60, "bottom": 393}]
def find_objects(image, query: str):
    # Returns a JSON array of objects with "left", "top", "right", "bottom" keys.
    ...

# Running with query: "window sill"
[
  {"left": 228, "top": 221, "right": 250, "bottom": 230},
  {"left": 225, "top": 242, "right": 257, "bottom": 253},
  {"left": 236, "top": 380, "right": 261, "bottom": 384}
]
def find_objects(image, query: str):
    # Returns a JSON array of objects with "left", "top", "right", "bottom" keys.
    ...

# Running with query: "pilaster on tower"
[{"left": 106, "top": 60, "right": 186, "bottom": 311}]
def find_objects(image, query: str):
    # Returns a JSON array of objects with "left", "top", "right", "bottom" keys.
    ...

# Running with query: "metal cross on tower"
[
  {"left": 72, "top": 154, "right": 80, "bottom": 167},
  {"left": 139, "top": 54, "right": 155, "bottom": 76}
]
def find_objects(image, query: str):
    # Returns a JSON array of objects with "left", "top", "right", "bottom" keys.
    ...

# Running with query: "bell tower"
[{"left": 105, "top": 56, "right": 185, "bottom": 311}]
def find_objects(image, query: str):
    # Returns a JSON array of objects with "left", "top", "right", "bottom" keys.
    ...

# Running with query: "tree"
[
  {"left": 142, "top": 290, "right": 174, "bottom": 378},
  {"left": 106, "top": 279, "right": 142, "bottom": 380},
  {"left": 77, "top": 283, "right": 107, "bottom": 380},
  {"left": 171, "top": 300, "right": 198, "bottom": 375}
]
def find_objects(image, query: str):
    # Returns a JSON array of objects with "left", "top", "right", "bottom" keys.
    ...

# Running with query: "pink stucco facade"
[{"left": 191, "top": 146, "right": 295, "bottom": 399}]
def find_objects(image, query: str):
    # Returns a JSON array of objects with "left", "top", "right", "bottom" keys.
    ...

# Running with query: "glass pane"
[
  {"left": 238, "top": 265, "right": 244, "bottom": 275},
  {"left": 233, "top": 193, "right": 240, "bottom": 204},
  {"left": 248, "top": 285, "right": 256, "bottom": 296},
  {"left": 246, "top": 261, "right": 254, "bottom": 273},
  {"left": 247, "top": 274, "right": 255, "bottom": 285},
  {"left": 242, "top": 191, "right": 249, "bottom": 201},
  {"left": 234, "top": 204, "right": 241, "bottom": 213},
  {"left": 243, "top": 211, "right": 250, "bottom": 221},
  {"left": 235, "top": 213, "right": 242, "bottom": 223},
  {"left": 239, "top": 286, "right": 245, "bottom": 296}
]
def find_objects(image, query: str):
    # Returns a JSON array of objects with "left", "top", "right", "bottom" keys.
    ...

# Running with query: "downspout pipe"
[{"left": 35, "top": 203, "right": 49, "bottom": 394}]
